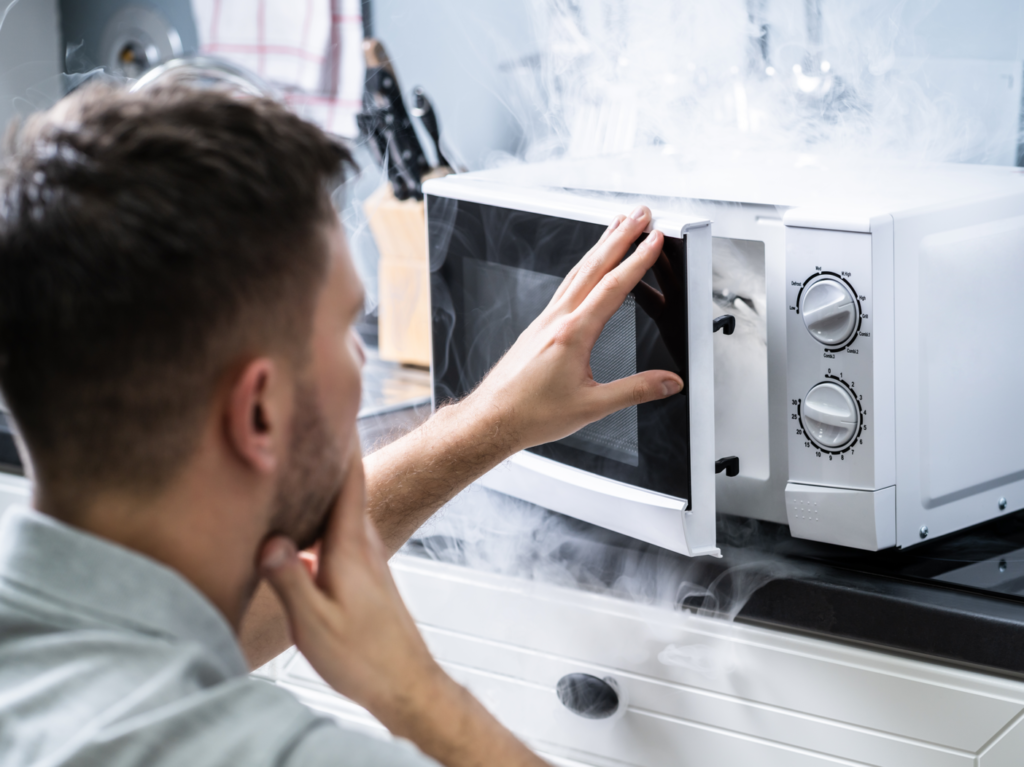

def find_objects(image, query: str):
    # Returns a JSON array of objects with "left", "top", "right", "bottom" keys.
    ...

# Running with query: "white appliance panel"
[
  {"left": 786, "top": 227, "right": 887, "bottom": 490},
  {"left": 920, "top": 214, "right": 1024, "bottom": 503},
  {"left": 894, "top": 192, "right": 1024, "bottom": 547}
]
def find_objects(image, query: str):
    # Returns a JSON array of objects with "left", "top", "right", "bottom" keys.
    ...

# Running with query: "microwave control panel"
[{"left": 785, "top": 225, "right": 894, "bottom": 491}]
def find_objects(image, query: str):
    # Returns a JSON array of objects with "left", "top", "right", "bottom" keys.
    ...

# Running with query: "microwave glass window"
[
  {"left": 462, "top": 258, "right": 639, "bottom": 466},
  {"left": 428, "top": 196, "right": 692, "bottom": 504},
  {"left": 459, "top": 259, "right": 560, "bottom": 394}
]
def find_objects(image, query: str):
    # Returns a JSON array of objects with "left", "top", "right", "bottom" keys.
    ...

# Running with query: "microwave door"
[{"left": 424, "top": 184, "right": 718, "bottom": 557}]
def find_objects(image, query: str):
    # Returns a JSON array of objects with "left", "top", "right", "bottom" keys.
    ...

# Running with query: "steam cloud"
[
  {"left": 502, "top": 0, "right": 1020, "bottom": 167},
  {"left": 404, "top": 483, "right": 802, "bottom": 630}
]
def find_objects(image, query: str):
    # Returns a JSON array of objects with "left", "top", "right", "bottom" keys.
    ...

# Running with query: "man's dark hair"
[{"left": 0, "top": 83, "right": 354, "bottom": 511}]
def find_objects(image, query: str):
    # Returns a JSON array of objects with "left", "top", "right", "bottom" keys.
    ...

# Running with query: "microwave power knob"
[
  {"left": 801, "top": 278, "right": 858, "bottom": 346},
  {"left": 802, "top": 382, "right": 860, "bottom": 450}
]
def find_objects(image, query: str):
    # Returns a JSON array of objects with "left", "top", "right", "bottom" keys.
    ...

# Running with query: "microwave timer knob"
[
  {"left": 802, "top": 382, "right": 861, "bottom": 450},
  {"left": 800, "top": 277, "right": 859, "bottom": 347}
]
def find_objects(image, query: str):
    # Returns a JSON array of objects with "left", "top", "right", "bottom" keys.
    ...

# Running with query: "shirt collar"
[{"left": 0, "top": 504, "right": 248, "bottom": 678}]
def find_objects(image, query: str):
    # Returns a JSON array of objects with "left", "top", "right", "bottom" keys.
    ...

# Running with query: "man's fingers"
[
  {"left": 316, "top": 438, "right": 374, "bottom": 593},
  {"left": 298, "top": 551, "right": 319, "bottom": 579},
  {"left": 591, "top": 370, "right": 684, "bottom": 417},
  {"left": 551, "top": 215, "right": 625, "bottom": 305},
  {"left": 320, "top": 440, "right": 368, "bottom": 562},
  {"left": 559, "top": 207, "right": 652, "bottom": 310},
  {"left": 578, "top": 229, "right": 663, "bottom": 341},
  {"left": 336, "top": 450, "right": 368, "bottom": 540},
  {"left": 261, "top": 536, "right": 327, "bottom": 637},
  {"left": 596, "top": 215, "right": 626, "bottom": 247}
]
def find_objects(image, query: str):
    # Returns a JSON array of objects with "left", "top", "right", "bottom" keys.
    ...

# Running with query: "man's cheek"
[
  {"left": 343, "top": 418, "right": 361, "bottom": 456},
  {"left": 350, "top": 329, "right": 367, "bottom": 367}
]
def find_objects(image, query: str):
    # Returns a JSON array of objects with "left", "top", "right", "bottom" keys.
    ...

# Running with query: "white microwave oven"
[{"left": 423, "top": 151, "right": 1024, "bottom": 557}]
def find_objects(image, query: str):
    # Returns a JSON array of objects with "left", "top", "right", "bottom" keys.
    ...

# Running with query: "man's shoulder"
[
  {"left": 0, "top": 598, "right": 292, "bottom": 762},
  {"left": 0, "top": 618, "right": 437, "bottom": 767},
  {"left": 1, "top": 620, "right": 304, "bottom": 765},
  {"left": 0, "top": 595, "right": 230, "bottom": 692}
]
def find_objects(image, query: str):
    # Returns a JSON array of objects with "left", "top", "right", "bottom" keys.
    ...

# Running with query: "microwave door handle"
[
  {"left": 713, "top": 315, "right": 736, "bottom": 335},
  {"left": 712, "top": 316, "right": 739, "bottom": 479},
  {"left": 715, "top": 456, "right": 741, "bottom": 477}
]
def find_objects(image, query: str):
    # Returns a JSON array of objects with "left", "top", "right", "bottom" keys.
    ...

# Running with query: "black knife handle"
[{"left": 412, "top": 86, "right": 449, "bottom": 169}]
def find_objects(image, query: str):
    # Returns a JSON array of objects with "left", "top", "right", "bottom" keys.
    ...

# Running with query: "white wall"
[
  {"left": 0, "top": 0, "right": 63, "bottom": 135},
  {"left": 370, "top": 0, "right": 538, "bottom": 172},
  {"left": 370, "top": 0, "right": 1024, "bottom": 169},
  {"left": 898, "top": 0, "right": 1024, "bottom": 60}
]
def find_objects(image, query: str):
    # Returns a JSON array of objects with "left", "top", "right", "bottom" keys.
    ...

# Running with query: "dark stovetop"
[
  {"left": 356, "top": 374, "right": 1024, "bottom": 680},
  {"left": 723, "top": 512, "right": 1024, "bottom": 677}
]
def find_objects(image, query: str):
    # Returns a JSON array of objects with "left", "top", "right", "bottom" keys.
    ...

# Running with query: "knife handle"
[
  {"left": 363, "top": 38, "right": 395, "bottom": 75},
  {"left": 411, "top": 86, "right": 449, "bottom": 169}
]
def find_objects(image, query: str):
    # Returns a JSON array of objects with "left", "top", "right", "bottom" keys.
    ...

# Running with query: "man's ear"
[{"left": 226, "top": 358, "right": 285, "bottom": 474}]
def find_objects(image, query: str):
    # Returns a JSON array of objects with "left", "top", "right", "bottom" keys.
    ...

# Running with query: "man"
[{"left": 0, "top": 83, "right": 682, "bottom": 766}]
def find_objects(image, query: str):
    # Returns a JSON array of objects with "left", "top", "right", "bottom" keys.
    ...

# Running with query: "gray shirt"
[{"left": 0, "top": 505, "right": 437, "bottom": 767}]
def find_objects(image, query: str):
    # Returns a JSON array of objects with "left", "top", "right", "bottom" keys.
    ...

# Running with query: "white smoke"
[
  {"left": 335, "top": 140, "right": 393, "bottom": 317},
  {"left": 405, "top": 482, "right": 802, "bottom": 621},
  {"left": 503, "top": 0, "right": 1022, "bottom": 167}
]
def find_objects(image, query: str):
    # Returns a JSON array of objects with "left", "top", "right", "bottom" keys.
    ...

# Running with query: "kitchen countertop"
[
  {"left": 735, "top": 513, "right": 1024, "bottom": 678},
  {"left": 355, "top": 358, "right": 1024, "bottom": 681},
  {"left": 405, "top": 491, "right": 1024, "bottom": 680}
]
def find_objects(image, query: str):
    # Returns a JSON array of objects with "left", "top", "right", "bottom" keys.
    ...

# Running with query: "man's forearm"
[
  {"left": 365, "top": 397, "right": 519, "bottom": 557},
  {"left": 381, "top": 666, "right": 547, "bottom": 767}
]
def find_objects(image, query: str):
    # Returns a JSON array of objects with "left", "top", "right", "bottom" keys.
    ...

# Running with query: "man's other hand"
[
  {"left": 465, "top": 205, "right": 684, "bottom": 454},
  {"left": 259, "top": 438, "right": 442, "bottom": 721},
  {"left": 259, "top": 438, "right": 546, "bottom": 767}
]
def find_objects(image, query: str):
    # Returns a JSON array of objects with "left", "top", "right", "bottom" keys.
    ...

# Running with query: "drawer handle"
[{"left": 555, "top": 673, "right": 619, "bottom": 720}]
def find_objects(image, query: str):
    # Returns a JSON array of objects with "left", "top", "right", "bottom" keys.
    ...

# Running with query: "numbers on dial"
[{"left": 794, "top": 375, "right": 865, "bottom": 456}]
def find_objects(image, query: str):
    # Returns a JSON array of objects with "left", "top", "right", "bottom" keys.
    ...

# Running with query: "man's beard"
[{"left": 269, "top": 378, "right": 345, "bottom": 551}]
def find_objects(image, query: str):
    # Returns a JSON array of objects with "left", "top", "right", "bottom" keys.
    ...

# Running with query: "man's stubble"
[{"left": 269, "top": 377, "right": 345, "bottom": 551}]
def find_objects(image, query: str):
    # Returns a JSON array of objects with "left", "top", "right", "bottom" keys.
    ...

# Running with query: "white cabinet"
[{"left": 259, "top": 555, "right": 1024, "bottom": 766}]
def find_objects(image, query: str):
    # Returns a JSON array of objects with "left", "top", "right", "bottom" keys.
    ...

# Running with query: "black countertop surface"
[{"left": 728, "top": 514, "right": 1024, "bottom": 677}]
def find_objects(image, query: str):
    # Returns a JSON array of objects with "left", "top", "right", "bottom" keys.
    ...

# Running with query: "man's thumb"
[
  {"left": 595, "top": 370, "right": 683, "bottom": 416},
  {"left": 260, "top": 536, "right": 322, "bottom": 628}
]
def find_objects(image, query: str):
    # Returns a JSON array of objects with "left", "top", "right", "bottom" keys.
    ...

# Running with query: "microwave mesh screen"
[
  {"left": 462, "top": 257, "right": 639, "bottom": 466},
  {"left": 560, "top": 295, "right": 638, "bottom": 465}
]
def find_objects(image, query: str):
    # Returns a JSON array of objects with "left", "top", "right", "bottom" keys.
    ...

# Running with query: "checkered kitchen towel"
[{"left": 191, "top": 0, "right": 364, "bottom": 137}]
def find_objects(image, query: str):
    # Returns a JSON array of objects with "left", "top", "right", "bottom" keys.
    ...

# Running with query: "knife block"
[{"left": 363, "top": 181, "right": 433, "bottom": 367}]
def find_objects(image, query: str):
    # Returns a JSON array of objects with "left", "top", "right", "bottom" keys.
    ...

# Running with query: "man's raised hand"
[{"left": 465, "top": 205, "right": 684, "bottom": 454}]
